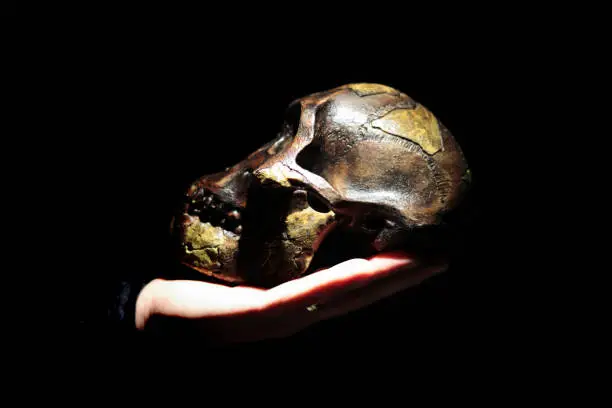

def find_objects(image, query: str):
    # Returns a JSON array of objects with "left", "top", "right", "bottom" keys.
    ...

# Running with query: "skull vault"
[{"left": 171, "top": 83, "right": 471, "bottom": 287}]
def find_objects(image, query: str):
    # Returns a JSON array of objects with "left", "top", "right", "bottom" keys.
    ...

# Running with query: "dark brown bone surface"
[{"left": 172, "top": 83, "right": 471, "bottom": 288}]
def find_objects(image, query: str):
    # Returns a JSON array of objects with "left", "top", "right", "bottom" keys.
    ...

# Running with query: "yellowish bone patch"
[
  {"left": 371, "top": 104, "right": 443, "bottom": 155},
  {"left": 255, "top": 166, "right": 292, "bottom": 187},
  {"left": 183, "top": 221, "right": 238, "bottom": 270},
  {"left": 348, "top": 83, "right": 399, "bottom": 96},
  {"left": 184, "top": 221, "right": 227, "bottom": 249},
  {"left": 286, "top": 207, "right": 335, "bottom": 244}
]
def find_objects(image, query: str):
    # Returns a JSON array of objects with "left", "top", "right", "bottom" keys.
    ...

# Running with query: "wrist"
[{"left": 135, "top": 278, "right": 165, "bottom": 330}]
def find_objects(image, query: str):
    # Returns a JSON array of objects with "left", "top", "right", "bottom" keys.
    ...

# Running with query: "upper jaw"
[
  {"left": 175, "top": 179, "right": 339, "bottom": 287},
  {"left": 185, "top": 185, "right": 243, "bottom": 236}
]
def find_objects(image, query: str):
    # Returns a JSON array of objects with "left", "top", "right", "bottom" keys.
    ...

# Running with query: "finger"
[
  {"left": 315, "top": 262, "right": 448, "bottom": 322},
  {"left": 264, "top": 251, "right": 417, "bottom": 311},
  {"left": 251, "top": 262, "right": 446, "bottom": 340},
  {"left": 141, "top": 279, "right": 265, "bottom": 323}
]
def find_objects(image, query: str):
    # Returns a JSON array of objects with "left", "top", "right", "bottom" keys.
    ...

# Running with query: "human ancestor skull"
[{"left": 172, "top": 83, "right": 471, "bottom": 288}]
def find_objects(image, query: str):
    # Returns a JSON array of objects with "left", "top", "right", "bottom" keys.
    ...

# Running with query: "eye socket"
[{"left": 361, "top": 214, "right": 390, "bottom": 232}]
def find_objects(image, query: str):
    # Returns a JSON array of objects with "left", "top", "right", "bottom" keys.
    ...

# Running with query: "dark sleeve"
[{"left": 106, "top": 279, "right": 148, "bottom": 332}]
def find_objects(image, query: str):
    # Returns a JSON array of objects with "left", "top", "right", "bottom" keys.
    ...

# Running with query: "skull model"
[{"left": 172, "top": 83, "right": 471, "bottom": 288}]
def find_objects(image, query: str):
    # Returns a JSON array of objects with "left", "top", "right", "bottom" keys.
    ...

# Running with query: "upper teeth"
[{"left": 187, "top": 188, "right": 243, "bottom": 235}]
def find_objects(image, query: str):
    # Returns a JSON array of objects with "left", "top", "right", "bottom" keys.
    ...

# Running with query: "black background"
[
  {"left": 66, "top": 29, "right": 547, "bottom": 359},
  {"left": 13, "top": 4, "right": 599, "bottom": 394}
]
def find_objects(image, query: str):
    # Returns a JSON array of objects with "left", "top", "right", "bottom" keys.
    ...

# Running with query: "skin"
[{"left": 135, "top": 251, "right": 447, "bottom": 344}]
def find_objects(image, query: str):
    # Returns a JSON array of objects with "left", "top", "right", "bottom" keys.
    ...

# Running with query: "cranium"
[{"left": 171, "top": 83, "right": 471, "bottom": 288}]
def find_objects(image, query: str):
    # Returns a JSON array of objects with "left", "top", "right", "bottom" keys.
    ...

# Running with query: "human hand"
[{"left": 135, "top": 251, "right": 447, "bottom": 344}]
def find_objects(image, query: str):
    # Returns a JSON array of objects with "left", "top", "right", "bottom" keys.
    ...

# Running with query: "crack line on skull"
[
  {"left": 351, "top": 91, "right": 394, "bottom": 98},
  {"left": 369, "top": 106, "right": 442, "bottom": 156}
]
